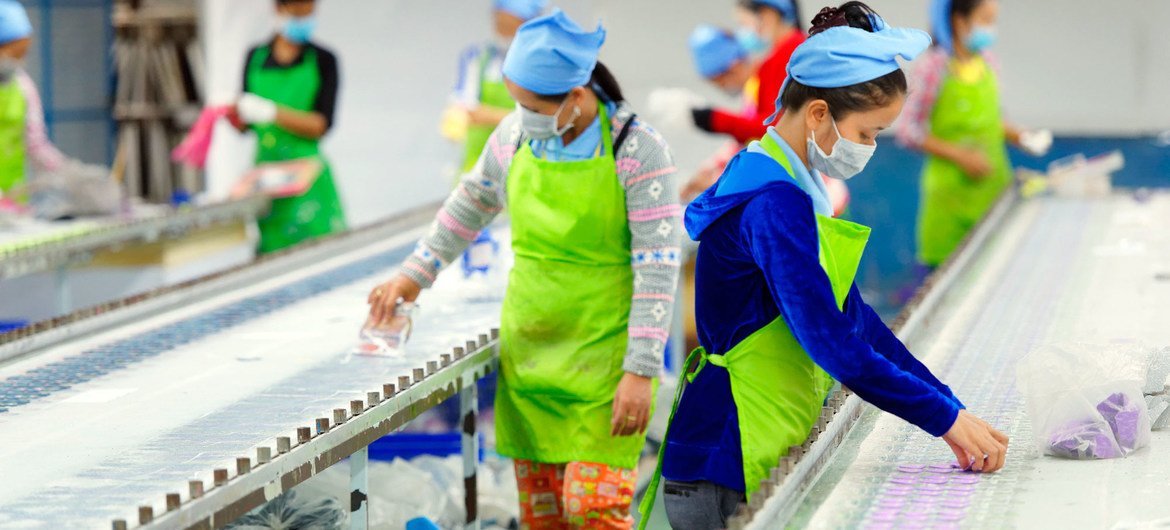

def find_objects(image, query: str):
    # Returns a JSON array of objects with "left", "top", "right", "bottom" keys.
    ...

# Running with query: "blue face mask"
[
  {"left": 965, "top": 26, "right": 996, "bottom": 53},
  {"left": 735, "top": 27, "right": 768, "bottom": 55},
  {"left": 281, "top": 15, "right": 317, "bottom": 44}
]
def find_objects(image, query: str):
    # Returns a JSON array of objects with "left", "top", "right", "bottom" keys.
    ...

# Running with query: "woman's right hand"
[
  {"left": 367, "top": 275, "right": 422, "bottom": 327},
  {"left": 956, "top": 148, "right": 993, "bottom": 180},
  {"left": 942, "top": 410, "right": 1009, "bottom": 472}
]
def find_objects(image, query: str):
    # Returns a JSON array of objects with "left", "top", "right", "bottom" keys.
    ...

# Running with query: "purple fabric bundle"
[
  {"left": 1097, "top": 392, "right": 1143, "bottom": 450},
  {"left": 1048, "top": 392, "right": 1145, "bottom": 459}
]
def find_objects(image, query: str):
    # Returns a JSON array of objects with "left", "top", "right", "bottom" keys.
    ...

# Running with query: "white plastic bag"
[
  {"left": 1017, "top": 343, "right": 1152, "bottom": 459},
  {"left": 27, "top": 160, "right": 122, "bottom": 219}
]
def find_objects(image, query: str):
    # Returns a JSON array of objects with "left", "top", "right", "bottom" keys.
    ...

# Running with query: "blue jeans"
[{"left": 662, "top": 480, "right": 742, "bottom": 530}]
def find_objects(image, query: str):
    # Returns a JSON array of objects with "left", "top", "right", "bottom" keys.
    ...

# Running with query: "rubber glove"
[
  {"left": 1019, "top": 129, "right": 1053, "bottom": 157},
  {"left": 646, "top": 87, "right": 706, "bottom": 130},
  {"left": 237, "top": 93, "right": 279, "bottom": 125},
  {"left": 439, "top": 104, "right": 470, "bottom": 142}
]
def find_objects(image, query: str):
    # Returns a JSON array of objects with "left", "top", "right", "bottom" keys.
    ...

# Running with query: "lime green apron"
[
  {"left": 916, "top": 56, "right": 1010, "bottom": 266},
  {"left": 462, "top": 48, "right": 514, "bottom": 173},
  {"left": 246, "top": 44, "right": 347, "bottom": 254},
  {"left": 0, "top": 78, "right": 27, "bottom": 194},
  {"left": 496, "top": 104, "right": 654, "bottom": 470},
  {"left": 639, "top": 136, "right": 870, "bottom": 528}
]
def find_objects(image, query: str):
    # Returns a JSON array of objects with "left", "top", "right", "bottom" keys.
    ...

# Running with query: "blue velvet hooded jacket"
[{"left": 661, "top": 132, "right": 964, "bottom": 492}]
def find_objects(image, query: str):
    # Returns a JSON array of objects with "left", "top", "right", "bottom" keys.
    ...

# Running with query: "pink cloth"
[{"left": 172, "top": 106, "right": 232, "bottom": 169}]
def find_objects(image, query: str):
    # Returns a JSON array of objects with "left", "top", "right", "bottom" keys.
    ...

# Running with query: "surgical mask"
[
  {"left": 965, "top": 25, "right": 996, "bottom": 53},
  {"left": 518, "top": 97, "right": 578, "bottom": 141},
  {"left": 807, "top": 117, "right": 876, "bottom": 181},
  {"left": 0, "top": 58, "right": 18, "bottom": 84},
  {"left": 734, "top": 28, "right": 767, "bottom": 55},
  {"left": 280, "top": 15, "right": 317, "bottom": 44}
]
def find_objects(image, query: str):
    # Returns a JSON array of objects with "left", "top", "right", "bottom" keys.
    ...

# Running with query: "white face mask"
[
  {"left": 518, "top": 97, "right": 578, "bottom": 141},
  {"left": 807, "top": 117, "right": 876, "bottom": 180}
]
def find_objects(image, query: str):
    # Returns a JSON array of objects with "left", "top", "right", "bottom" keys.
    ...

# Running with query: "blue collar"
[{"left": 745, "top": 128, "right": 833, "bottom": 216}]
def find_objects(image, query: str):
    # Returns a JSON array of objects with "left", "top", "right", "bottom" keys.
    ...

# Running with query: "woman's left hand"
[{"left": 611, "top": 372, "right": 654, "bottom": 437}]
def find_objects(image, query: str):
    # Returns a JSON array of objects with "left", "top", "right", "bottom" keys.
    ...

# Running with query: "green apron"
[
  {"left": 639, "top": 136, "right": 870, "bottom": 528},
  {"left": 462, "top": 47, "right": 514, "bottom": 173},
  {"left": 0, "top": 78, "right": 27, "bottom": 194},
  {"left": 916, "top": 55, "right": 1010, "bottom": 266},
  {"left": 496, "top": 104, "right": 654, "bottom": 470},
  {"left": 246, "top": 44, "right": 347, "bottom": 254}
]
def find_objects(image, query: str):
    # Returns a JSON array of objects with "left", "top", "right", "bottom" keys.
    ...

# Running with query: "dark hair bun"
[
  {"left": 809, "top": 1, "right": 879, "bottom": 36},
  {"left": 809, "top": 7, "right": 847, "bottom": 35}
]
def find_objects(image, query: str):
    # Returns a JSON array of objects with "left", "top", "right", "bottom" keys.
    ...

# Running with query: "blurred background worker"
[
  {"left": 690, "top": 0, "right": 805, "bottom": 145},
  {"left": 235, "top": 0, "right": 347, "bottom": 254},
  {"left": 680, "top": 23, "right": 849, "bottom": 215},
  {"left": 444, "top": 0, "right": 548, "bottom": 176},
  {"left": 0, "top": 0, "right": 104, "bottom": 200},
  {"left": 897, "top": 0, "right": 1052, "bottom": 268}
]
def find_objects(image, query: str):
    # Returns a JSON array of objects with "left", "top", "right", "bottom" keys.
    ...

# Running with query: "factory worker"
[
  {"left": 446, "top": 0, "right": 547, "bottom": 174},
  {"left": 681, "top": 24, "right": 849, "bottom": 216},
  {"left": 640, "top": 4, "right": 1007, "bottom": 529},
  {"left": 235, "top": 0, "right": 346, "bottom": 254},
  {"left": 368, "top": 10, "right": 681, "bottom": 529},
  {"left": 897, "top": 0, "right": 1052, "bottom": 267},
  {"left": 0, "top": 0, "right": 90, "bottom": 197},
  {"left": 689, "top": 0, "right": 805, "bottom": 145}
]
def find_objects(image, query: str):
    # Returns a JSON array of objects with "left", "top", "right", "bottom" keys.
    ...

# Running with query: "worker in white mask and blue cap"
[
  {"left": 640, "top": 3, "right": 1008, "bottom": 529},
  {"left": 444, "top": 0, "right": 549, "bottom": 175},
  {"left": 896, "top": 0, "right": 1052, "bottom": 268},
  {"left": 368, "top": 9, "right": 681, "bottom": 529},
  {"left": 0, "top": 0, "right": 85, "bottom": 198}
]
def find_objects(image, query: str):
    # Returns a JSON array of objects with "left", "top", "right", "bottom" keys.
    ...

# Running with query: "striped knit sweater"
[{"left": 399, "top": 102, "right": 681, "bottom": 377}]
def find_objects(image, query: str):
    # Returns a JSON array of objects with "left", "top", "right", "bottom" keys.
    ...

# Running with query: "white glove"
[
  {"left": 647, "top": 87, "right": 707, "bottom": 130},
  {"left": 237, "top": 93, "right": 278, "bottom": 125},
  {"left": 1019, "top": 129, "right": 1053, "bottom": 157}
]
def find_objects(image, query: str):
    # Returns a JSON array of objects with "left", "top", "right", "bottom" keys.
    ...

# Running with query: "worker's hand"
[
  {"left": 956, "top": 148, "right": 993, "bottom": 180},
  {"left": 367, "top": 275, "right": 422, "bottom": 327},
  {"left": 942, "top": 410, "right": 1009, "bottom": 472},
  {"left": 611, "top": 372, "right": 654, "bottom": 437},
  {"left": 1018, "top": 129, "right": 1053, "bottom": 157},
  {"left": 691, "top": 108, "right": 715, "bottom": 133},
  {"left": 237, "top": 93, "right": 278, "bottom": 125}
]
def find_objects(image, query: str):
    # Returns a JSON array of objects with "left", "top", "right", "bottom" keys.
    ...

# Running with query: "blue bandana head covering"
[
  {"left": 689, "top": 25, "right": 747, "bottom": 78},
  {"left": 493, "top": 0, "right": 548, "bottom": 22},
  {"left": 502, "top": 9, "right": 606, "bottom": 96},
  {"left": 751, "top": 0, "right": 798, "bottom": 24},
  {"left": 763, "top": 13, "right": 931, "bottom": 124},
  {"left": 0, "top": 0, "right": 31, "bottom": 46},
  {"left": 930, "top": 0, "right": 956, "bottom": 53}
]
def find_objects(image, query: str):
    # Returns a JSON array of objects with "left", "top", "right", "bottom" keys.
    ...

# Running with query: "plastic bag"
[
  {"left": 1017, "top": 343, "right": 1152, "bottom": 459},
  {"left": 354, "top": 301, "right": 417, "bottom": 357},
  {"left": 26, "top": 160, "right": 122, "bottom": 220},
  {"left": 224, "top": 489, "right": 346, "bottom": 530}
]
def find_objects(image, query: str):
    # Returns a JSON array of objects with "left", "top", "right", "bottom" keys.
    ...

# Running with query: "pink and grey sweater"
[{"left": 399, "top": 103, "right": 681, "bottom": 377}]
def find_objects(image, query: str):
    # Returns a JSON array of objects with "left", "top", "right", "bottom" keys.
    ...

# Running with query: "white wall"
[{"left": 204, "top": 0, "right": 1169, "bottom": 226}]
